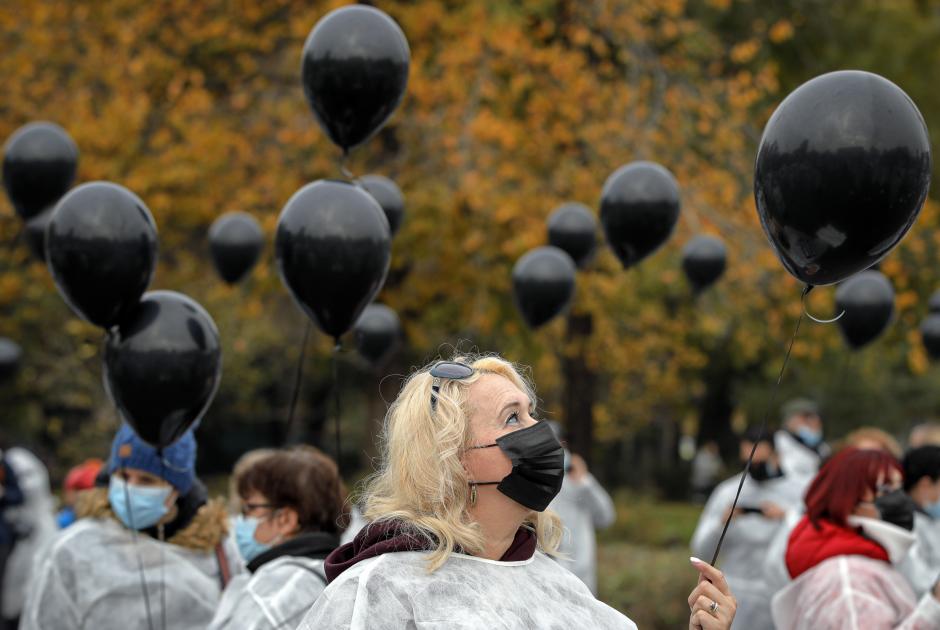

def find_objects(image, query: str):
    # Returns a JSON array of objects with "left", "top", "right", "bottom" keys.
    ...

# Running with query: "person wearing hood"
[
  {"left": 297, "top": 354, "right": 737, "bottom": 630},
  {"left": 691, "top": 426, "right": 804, "bottom": 629},
  {"left": 22, "top": 424, "right": 242, "bottom": 630},
  {"left": 771, "top": 447, "right": 940, "bottom": 629},
  {"left": 545, "top": 420, "right": 615, "bottom": 595},
  {"left": 774, "top": 398, "right": 830, "bottom": 478},
  {"left": 899, "top": 446, "right": 940, "bottom": 596},
  {"left": 208, "top": 445, "right": 346, "bottom": 629}
]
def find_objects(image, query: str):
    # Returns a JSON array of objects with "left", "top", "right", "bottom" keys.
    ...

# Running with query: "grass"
[{"left": 596, "top": 491, "right": 704, "bottom": 629}]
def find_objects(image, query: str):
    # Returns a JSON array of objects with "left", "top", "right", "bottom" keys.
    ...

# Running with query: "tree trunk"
[
  {"left": 562, "top": 311, "right": 596, "bottom": 466},
  {"left": 696, "top": 352, "right": 738, "bottom": 462}
]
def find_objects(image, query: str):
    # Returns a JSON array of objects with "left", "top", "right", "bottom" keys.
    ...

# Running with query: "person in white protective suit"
[
  {"left": 774, "top": 398, "right": 831, "bottom": 478},
  {"left": 899, "top": 445, "right": 940, "bottom": 596},
  {"left": 545, "top": 421, "right": 615, "bottom": 595},
  {"left": 209, "top": 445, "right": 345, "bottom": 630},
  {"left": 772, "top": 447, "right": 940, "bottom": 629},
  {"left": 22, "top": 424, "right": 243, "bottom": 630},
  {"left": 691, "top": 427, "right": 807, "bottom": 630},
  {"left": 1, "top": 446, "right": 57, "bottom": 627},
  {"left": 297, "top": 354, "right": 738, "bottom": 630}
]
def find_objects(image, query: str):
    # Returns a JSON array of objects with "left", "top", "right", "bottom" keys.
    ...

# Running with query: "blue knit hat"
[{"left": 106, "top": 424, "right": 196, "bottom": 495}]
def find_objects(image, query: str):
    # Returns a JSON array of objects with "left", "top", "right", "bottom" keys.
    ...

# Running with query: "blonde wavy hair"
[{"left": 361, "top": 353, "right": 563, "bottom": 571}]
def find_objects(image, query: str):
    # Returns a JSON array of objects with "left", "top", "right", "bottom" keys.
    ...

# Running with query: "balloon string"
[
  {"left": 122, "top": 465, "right": 157, "bottom": 630},
  {"left": 340, "top": 150, "right": 355, "bottom": 181},
  {"left": 710, "top": 307, "right": 804, "bottom": 565},
  {"left": 332, "top": 343, "right": 342, "bottom": 477},
  {"left": 802, "top": 284, "right": 845, "bottom": 324},
  {"left": 285, "top": 320, "right": 312, "bottom": 442},
  {"left": 158, "top": 455, "right": 166, "bottom": 630}
]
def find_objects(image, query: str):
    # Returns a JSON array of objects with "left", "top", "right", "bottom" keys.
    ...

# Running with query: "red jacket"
[{"left": 785, "top": 515, "right": 889, "bottom": 579}]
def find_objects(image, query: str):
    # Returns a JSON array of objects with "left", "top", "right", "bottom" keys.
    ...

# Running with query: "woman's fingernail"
[{"left": 690, "top": 556, "right": 702, "bottom": 564}]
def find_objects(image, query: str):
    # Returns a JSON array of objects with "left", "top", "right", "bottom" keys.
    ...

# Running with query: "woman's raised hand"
[{"left": 688, "top": 557, "right": 737, "bottom": 630}]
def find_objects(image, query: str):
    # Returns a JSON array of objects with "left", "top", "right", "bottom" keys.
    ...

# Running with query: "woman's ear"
[{"left": 278, "top": 506, "right": 301, "bottom": 535}]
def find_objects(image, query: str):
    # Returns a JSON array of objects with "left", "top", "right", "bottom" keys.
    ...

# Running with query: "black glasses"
[
  {"left": 240, "top": 502, "right": 276, "bottom": 517},
  {"left": 430, "top": 361, "right": 474, "bottom": 412}
]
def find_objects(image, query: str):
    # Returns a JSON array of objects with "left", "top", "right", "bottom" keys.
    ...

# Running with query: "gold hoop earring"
[{"left": 469, "top": 484, "right": 478, "bottom": 507}]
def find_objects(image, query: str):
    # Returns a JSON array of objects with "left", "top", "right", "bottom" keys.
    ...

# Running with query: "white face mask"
[{"left": 847, "top": 515, "right": 916, "bottom": 564}]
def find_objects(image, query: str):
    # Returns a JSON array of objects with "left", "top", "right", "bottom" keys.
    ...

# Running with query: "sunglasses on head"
[{"left": 429, "top": 361, "right": 474, "bottom": 412}]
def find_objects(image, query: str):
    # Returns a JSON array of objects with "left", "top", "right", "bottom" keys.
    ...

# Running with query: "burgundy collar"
[{"left": 325, "top": 520, "right": 537, "bottom": 583}]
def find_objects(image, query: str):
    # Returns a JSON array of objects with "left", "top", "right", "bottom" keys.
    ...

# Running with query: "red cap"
[{"left": 64, "top": 459, "right": 103, "bottom": 491}]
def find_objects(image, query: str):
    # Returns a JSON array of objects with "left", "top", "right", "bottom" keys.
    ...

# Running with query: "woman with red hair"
[{"left": 772, "top": 448, "right": 940, "bottom": 628}]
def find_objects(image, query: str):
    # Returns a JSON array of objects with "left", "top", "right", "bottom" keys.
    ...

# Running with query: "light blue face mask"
[
  {"left": 796, "top": 427, "right": 823, "bottom": 448},
  {"left": 108, "top": 476, "right": 172, "bottom": 531},
  {"left": 925, "top": 499, "right": 940, "bottom": 520},
  {"left": 235, "top": 515, "right": 278, "bottom": 563}
]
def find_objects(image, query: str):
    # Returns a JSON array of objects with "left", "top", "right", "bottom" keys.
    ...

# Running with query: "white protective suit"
[
  {"left": 775, "top": 430, "right": 828, "bottom": 478},
  {"left": 208, "top": 556, "right": 328, "bottom": 630},
  {"left": 297, "top": 550, "right": 637, "bottom": 630},
  {"left": 2, "top": 447, "right": 58, "bottom": 620},
  {"left": 22, "top": 516, "right": 236, "bottom": 630},
  {"left": 547, "top": 473, "right": 615, "bottom": 594},
  {"left": 690, "top": 471, "right": 808, "bottom": 630},
  {"left": 900, "top": 511, "right": 940, "bottom": 597},
  {"left": 771, "top": 555, "right": 940, "bottom": 629}
]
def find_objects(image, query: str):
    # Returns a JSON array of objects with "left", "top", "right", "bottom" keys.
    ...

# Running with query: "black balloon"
[
  {"left": 928, "top": 290, "right": 940, "bottom": 315},
  {"left": 600, "top": 161, "right": 681, "bottom": 269},
  {"left": 547, "top": 203, "right": 597, "bottom": 269},
  {"left": 754, "top": 71, "right": 931, "bottom": 286},
  {"left": 834, "top": 271, "right": 895, "bottom": 350},
  {"left": 104, "top": 291, "right": 221, "bottom": 448},
  {"left": 682, "top": 235, "right": 727, "bottom": 292},
  {"left": 921, "top": 314, "right": 940, "bottom": 361},
  {"left": 301, "top": 6, "right": 410, "bottom": 152},
  {"left": 3, "top": 122, "right": 78, "bottom": 220},
  {"left": 0, "top": 338, "right": 22, "bottom": 384},
  {"left": 359, "top": 175, "right": 404, "bottom": 236},
  {"left": 276, "top": 180, "right": 391, "bottom": 341},
  {"left": 512, "top": 246, "right": 577, "bottom": 329},
  {"left": 354, "top": 303, "right": 401, "bottom": 366},
  {"left": 24, "top": 206, "right": 53, "bottom": 263},
  {"left": 209, "top": 212, "right": 264, "bottom": 285},
  {"left": 46, "top": 182, "right": 158, "bottom": 328}
]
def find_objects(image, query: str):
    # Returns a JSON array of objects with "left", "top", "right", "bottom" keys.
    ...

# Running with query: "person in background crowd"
[
  {"left": 56, "top": 458, "right": 103, "bottom": 528},
  {"left": 691, "top": 441, "right": 723, "bottom": 504},
  {"left": 209, "top": 445, "right": 346, "bottom": 629},
  {"left": 909, "top": 422, "right": 940, "bottom": 449},
  {"left": 842, "top": 427, "right": 902, "bottom": 459},
  {"left": 775, "top": 398, "right": 830, "bottom": 478},
  {"left": 692, "top": 426, "right": 804, "bottom": 629},
  {"left": 899, "top": 446, "right": 940, "bottom": 596},
  {"left": 227, "top": 448, "right": 275, "bottom": 515},
  {"left": 22, "top": 424, "right": 242, "bottom": 630},
  {"left": 299, "top": 355, "right": 737, "bottom": 630},
  {"left": 546, "top": 420, "right": 615, "bottom": 595},
  {"left": 2, "top": 445, "right": 57, "bottom": 628},
  {"left": 0, "top": 451, "right": 22, "bottom": 630},
  {"left": 772, "top": 448, "right": 940, "bottom": 629}
]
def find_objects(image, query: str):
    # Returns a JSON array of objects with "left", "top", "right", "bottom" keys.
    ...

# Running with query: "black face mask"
[
  {"left": 875, "top": 490, "right": 916, "bottom": 531},
  {"left": 469, "top": 421, "right": 565, "bottom": 512},
  {"left": 747, "top": 460, "right": 783, "bottom": 483}
]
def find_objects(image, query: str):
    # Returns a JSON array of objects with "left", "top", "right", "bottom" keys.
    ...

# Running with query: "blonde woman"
[{"left": 298, "top": 355, "right": 736, "bottom": 630}]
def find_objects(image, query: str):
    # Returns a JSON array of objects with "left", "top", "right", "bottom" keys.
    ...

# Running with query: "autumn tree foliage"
[{"left": 0, "top": 0, "right": 938, "bottom": 482}]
